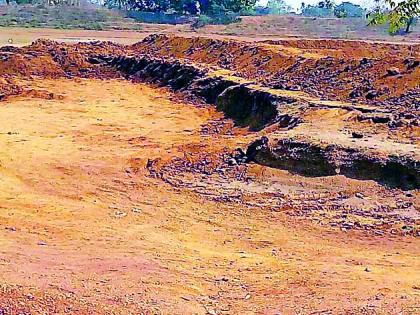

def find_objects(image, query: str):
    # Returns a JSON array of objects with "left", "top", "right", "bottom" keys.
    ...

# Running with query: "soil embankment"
[
  {"left": 0, "top": 36, "right": 419, "bottom": 189},
  {"left": 0, "top": 35, "right": 419, "bottom": 313}
]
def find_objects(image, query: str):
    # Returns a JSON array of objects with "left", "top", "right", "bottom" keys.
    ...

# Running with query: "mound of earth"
[
  {"left": 188, "top": 15, "right": 420, "bottom": 42},
  {"left": 132, "top": 35, "right": 419, "bottom": 111},
  {"left": 0, "top": 35, "right": 419, "bottom": 314},
  {"left": 0, "top": 39, "right": 125, "bottom": 78},
  {"left": 0, "top": 35, "right": 418, "bottom": 190}
]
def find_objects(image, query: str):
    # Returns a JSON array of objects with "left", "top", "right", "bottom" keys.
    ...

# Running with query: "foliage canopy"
[
  {"left": 368, "top": 0, "right": 419, "bottom": 33},
  {"left": 104, "top": 0, "right": 257, "bottom": 14}
]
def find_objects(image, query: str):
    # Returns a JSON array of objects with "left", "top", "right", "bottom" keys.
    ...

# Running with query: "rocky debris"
[
  {"left": 131, "top": 35, "right": 420, "bottom": 109},
  {"left": 356, "top": 108, "right": 420, "bottom": 130},
  {"left": 1, "top": 36, "right": 418, "bottom": 110},
  {"left": 351, "top": 132, "right": 364, "bottom": 139},
  {"left": 231, "top": 148, "right": 248, "bottom": 164},
  {"left": 386, "top": 67, "right": 400, "bottom": 76},
  {"left": 244, "top": 137, "right": 269, "bottom": 162},
  {"left": 110, "top": 55, "right": 205, "bottom": 91},
  {"left": 154, "top": 146, "right": 419, "bottom": 237},
  {"left": 220, "top": 138, "right": 269, "bottom": 166},
  {"left": 247, "top": 138, "right": 419, "bottom": 190},
  {"left": 384, "top": 89, "right": 420, "bottom": 111},
  {"left": 109, "top": 55, "right": 301, "bottom": 131},
  {"left": 404, "top": 58, "right": 419, "bottom": 70},
  {"left": 200, "top": 119, "right": 234, "bottom": 136},
  {"left": 216, "top": 85, "right": 289, "bottom": 131}
]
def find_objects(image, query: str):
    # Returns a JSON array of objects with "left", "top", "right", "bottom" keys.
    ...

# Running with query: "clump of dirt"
[
  {"left": 0, "top": 39, "right": 130, "bottom": 99},
  {"left": 2, "top": 35, "right": 418, "bottom": 112},
  {"left": 0, "top": 76, "right": 22, "bottom": 99},
  {"left": 150, "top": 144, "right": 419, "bottom": 236},
  {"left": 131, "top": 34, "right": 419, "bottom": 110},
  {"left": 261, "top": 39, "right": 419, "bottom": 59},
  {"left": 0, "top": 39, "right": 126, "bottom": 78},
  {"left": 0, "top": 50, "right": 65, "bottom": 77}
]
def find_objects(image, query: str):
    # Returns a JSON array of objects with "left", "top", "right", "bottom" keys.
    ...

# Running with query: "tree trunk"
[
  {"left": 198, "top": 0, "right": 210, "bottom": 14},
  {"left": 405, "top": 17, "right": 414, "bottom": 33}
]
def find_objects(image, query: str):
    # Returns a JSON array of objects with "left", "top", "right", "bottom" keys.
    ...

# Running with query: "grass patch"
[{"left": 0, "top": 4, "right": 143, "bottom": 30}]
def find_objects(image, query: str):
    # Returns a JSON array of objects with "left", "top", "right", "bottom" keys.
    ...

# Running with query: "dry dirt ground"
[
  {"left": 2, "top": 13, "right": 420, "bottom": 48},
  {"left": 191, "top": 15, "right": 420, "bottom": 43},
  {"left": 0, "top": 78, "right": 418, "bottom": 315},
  {"left": 0, "top": 29, "right": 419, "bottom": 314},
  {"left": 0, "top": 26, "right": 167, "bottom": 47}
]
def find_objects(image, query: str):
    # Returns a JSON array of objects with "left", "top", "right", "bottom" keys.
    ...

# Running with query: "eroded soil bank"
[{"left": 0, "top": 36, "right": 419, "bottom": 313}]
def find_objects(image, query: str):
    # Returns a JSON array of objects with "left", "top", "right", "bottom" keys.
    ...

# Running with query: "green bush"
[
  {"left": 192, "top": 12, "right": 240, "bottom": 28},
  {"left": 15, "top": 0, "right": 32, "bottom": 4},
  {"left": 239, "top": 7, "right": 257, "bottom": 16},
  {"left": 302, "top": 6, "right": 334, "bottom": 17},
  {"left": 192, "top": 14, "right": 213, "bottom": 28}
]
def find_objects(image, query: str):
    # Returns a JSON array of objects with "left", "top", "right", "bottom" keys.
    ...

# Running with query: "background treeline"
[
  {"left": 0, "top": 0, "right": 369, "bottom": 18},
  {"left": 300, "top": 1, "right": 365, "bottom": 18},
  {"left": 104, "top": 0, "right": 256, "bottom": 15},
  {"left": 1, "top": 0, "right": 418, "bottom": 34}
]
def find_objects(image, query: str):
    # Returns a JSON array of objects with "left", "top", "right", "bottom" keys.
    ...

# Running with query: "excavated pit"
[
  {"left": 106, "top": 55, "right": 303, "bottom": 131},
  {"left": 251, "top": 139, "right": 419, "bottom": 190},
  {"left": 1, "top": 32, "right": 420, "bottom": 314},
  {"left": 0, "top": 36, "right": 419, "bottom": 191},
  {"left": 106, "top": 54, "right": 419, "bottom": 190}
]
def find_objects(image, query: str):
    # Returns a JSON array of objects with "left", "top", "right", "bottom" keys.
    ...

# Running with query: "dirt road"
[
  {"left": 3, "top": 19, "right": 420, "bottom": 49},
  {"left": 0, "top": 27, "right": 166, "bottom": 47},
  {"left": 0, "top": 78, "right": 418, "bottom": 313}
]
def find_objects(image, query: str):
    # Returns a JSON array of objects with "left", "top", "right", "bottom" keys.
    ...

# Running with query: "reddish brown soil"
[
  {"left": 0, "top": 35, "right": 419, "bottom": 314},
  {"left": 0, "top": 40, "right": 125, "bottom": 78},
  {"left": 0, "top": 26, "right": 168, "bottom": 47},
  {"left": 185, "top": 15, "right": 420, "bottom": 43},
  {"left": 131, "top": 35, "right": 419, "bottom": 110},
  {"left": 2, "top": 34, "right": 418, "bottom": 111}
]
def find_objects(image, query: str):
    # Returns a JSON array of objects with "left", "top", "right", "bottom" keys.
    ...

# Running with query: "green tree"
[
  {"left": 334, "top": 2, "right": 365, "bottom": 18},
  {"left": 105, "top": 0, "right": 256, "bottom": 14},
  {"left": 318, "top": 0, "right": 334, "bottom": 10},
  {"left": 368, "top": 0, "right": 419, "bottom": 34},
  {"left": 302, "top": 1, "right": 335, "bottom": 17},
  {"left": 104, "top": 0, "right": 128, "bottom": 10},
  {"left": 267, "top": 0, "right": 292, "bottom": 15},
  {"left": 210, "top": 0, "right": 256, "bottom": 14}
]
